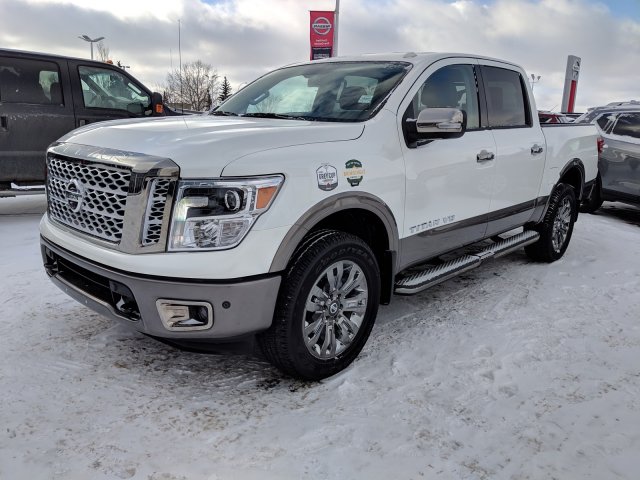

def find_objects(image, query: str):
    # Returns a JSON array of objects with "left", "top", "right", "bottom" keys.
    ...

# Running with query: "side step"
[{"left": 394, "top": 230, "right": 540, "bottom": 295}]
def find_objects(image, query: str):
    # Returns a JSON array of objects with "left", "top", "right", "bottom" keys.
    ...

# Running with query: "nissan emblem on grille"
[{"left": 64, "top": 179, "right": 85, "bottom": 213}]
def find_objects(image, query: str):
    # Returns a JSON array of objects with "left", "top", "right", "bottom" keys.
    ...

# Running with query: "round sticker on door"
[
  {"left": 316, "top": 164, "right": 338, "bottom": 191},
  {"left": 344, "top": 159, "right": 365, "bottom": 187}
]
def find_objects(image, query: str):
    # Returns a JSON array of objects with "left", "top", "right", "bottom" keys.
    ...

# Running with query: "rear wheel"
[
  {"left": 525, "top": 183, "right": 577, "bottom": 262},
  {"left": 258, "top": 230, "right": 380, "bottom": 380}
]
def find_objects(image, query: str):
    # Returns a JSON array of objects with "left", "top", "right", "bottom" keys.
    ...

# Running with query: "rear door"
[
  {"left": 67, "top": 61, "right": 153, "bottom": 128},
  {"left": 600, "top": 112, "right": 640, "bottom": 199},
  {"left": 0, "top": 54, "right": 75, "bottom": 185},
  {"left": 479, "top": 62, "right": 547, "bottom": 236}
]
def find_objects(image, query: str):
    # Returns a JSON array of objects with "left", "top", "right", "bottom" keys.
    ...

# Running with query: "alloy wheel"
[{"left": 302, "top": 260, "right": 369, "bottom": 360}]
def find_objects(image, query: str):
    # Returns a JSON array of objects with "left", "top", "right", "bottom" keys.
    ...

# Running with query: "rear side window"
[
  {"left": 596, "top": 114, "right": 617, "bottom": 134},
  {"left": 612, "top": 113, "right": 640, "bottom": 139},
  {"left": 482, "top": 66, "right": 529, "bottom": 128},
  {"left": 0, "top": 57, "right": 62, "bottom": 105}
]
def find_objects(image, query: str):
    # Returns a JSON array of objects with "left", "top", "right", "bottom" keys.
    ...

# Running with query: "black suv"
[
  {"left": 577, "top": 105, "right": 640, "bottom": 212},
  {"left": 0, "top": 49, "right": 172, "bottom": 192}
]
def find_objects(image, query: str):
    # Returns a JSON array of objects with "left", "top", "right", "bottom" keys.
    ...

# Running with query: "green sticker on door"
[{"left": 344, "top": 159, "right": 365, "bottom": 187}]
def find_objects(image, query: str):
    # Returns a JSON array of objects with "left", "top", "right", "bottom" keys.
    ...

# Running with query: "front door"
[
  {"left": 398, "top": 60, "right": 496, "bottom": 269},
  {"left": 0, "top": 55, "right": 75, "bottom": 185}
]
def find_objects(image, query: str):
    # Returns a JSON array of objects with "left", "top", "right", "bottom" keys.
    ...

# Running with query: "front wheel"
[
  {"left": 258, "top": 230, "right": 380, "bottom": 380},
  {"left": 525, "top": 183, "right": 577, "bottom": 262}
]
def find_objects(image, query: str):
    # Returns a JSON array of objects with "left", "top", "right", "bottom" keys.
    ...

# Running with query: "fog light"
[{"left": 156, "top": 300, "right": 213, "bottom": 331}]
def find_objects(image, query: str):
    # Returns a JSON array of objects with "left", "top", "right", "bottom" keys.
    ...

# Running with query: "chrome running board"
[{"left": 394, "top": 230, "right": 540, "bottom": 295}]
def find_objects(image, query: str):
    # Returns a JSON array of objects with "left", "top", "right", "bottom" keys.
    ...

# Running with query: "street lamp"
[
  {"left": 78, "top": 35, "right": 105, "bottom": 60},
  {"left": 530, "top": 73, "right": 541, "bottom": 91}
]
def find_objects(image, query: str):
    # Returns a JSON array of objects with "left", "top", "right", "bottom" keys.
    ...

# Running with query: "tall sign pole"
[
  {"left": 561, "top": 55, "right": 581, "bottom": 113},
  {"left": 334, "top": 0, "right": 340, "bottom": 57}
]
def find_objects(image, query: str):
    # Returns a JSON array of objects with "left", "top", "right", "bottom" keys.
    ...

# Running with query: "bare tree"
[
  {"left": 96, "top": 41, "right": 110, "bottom": 63},
  {"left": 163, "top": 60, "right": 219, "bottom": 111}
]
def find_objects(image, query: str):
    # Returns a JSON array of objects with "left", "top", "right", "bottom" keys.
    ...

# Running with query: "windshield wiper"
[
  {"left": 240, "top": 112, "right": 304, "bottom": 120},
  {"left": 210, "top": 110, "right": 239, "bottom": 116},
  {"left": 241, "top": 112, "right": 351, "bottom": 122}
]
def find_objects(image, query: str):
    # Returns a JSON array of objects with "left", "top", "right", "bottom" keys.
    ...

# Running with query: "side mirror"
[
  {"left": 413, "top": 108, "right": 466, "bottom": 140},
  {"left": 126, "top": 102, "right": 144, "bottom": 115},
  {"left": 151, "top": 92, "right": 164, "bottom": 116}
]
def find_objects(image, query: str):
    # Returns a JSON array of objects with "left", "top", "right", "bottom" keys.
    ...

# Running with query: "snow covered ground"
[{"left": 1, "top": 196, "right": 639, "bottom": 480}]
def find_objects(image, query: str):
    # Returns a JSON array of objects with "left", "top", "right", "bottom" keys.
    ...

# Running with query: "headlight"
[{"left": 169, "top": 175, "right": 284, "bottom": 251}]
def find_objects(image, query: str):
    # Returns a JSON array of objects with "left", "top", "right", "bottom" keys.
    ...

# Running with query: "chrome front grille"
[
  {"left": 142, "top": 178, "right": 172, "bottom": 246},
  {"left": 45, "top": 143, "right": 180, "bottom": 253},
  {"left": 47, "top": 155, "right": 131, "bottom": 243}
]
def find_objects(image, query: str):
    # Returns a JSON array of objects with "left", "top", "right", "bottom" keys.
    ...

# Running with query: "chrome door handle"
[
  {"left": 531, "top": 144, "right": 544, "bottom": 155},
  {"left": 477, "top": 150, "right": 495, "bottom": 162}
]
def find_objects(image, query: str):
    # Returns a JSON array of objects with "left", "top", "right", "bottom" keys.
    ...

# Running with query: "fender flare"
[
  {"left": 558, "top": 158, "right": 586, "bottom": 200},
  {"left": 268, "top": 192, "right": 400, "bottom": 273},
  {"left": 533, "top": 158, "right": 586, "bottom": 224}
]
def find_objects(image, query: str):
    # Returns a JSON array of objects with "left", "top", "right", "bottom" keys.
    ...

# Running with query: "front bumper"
[{"left": 41, "top": 237, "right": 281, "bottom": 339}]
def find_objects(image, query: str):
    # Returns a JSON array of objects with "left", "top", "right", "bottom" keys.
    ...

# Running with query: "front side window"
[
  {"left": 483, "top": 66, "right": 529, "bottom": 128},
  {"left": 612, "top": 113, "right": 640, "bottom": 139},
  {"left": 409, "top": 64, "right": 480, "bottom": 129},
  {"left": 0, "top": 57, "right": 61, "bottom": 105},
  {"left": 216, "top": 61, "right": 411, "bottom": 122},
  {"left": 78, "top": 66, "right": 150, "bottom": 114}
]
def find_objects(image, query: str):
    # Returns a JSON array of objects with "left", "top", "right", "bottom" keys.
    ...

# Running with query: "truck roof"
[
  {"left": 288, "top": 52, "right": 523, "bottom": 70},
  {"left": 0, "top": 47, "right": 114, "bottom": 66}
]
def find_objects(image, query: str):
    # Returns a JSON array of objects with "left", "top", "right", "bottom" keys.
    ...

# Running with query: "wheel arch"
[
  {"left": 269, "top": 192, "right": 399, "bottom": 304},
  {"left": 558, "top": 158, "right": 586, "bottom": 200}
]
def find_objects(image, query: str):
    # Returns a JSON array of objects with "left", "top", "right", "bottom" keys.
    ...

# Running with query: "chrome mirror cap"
[{"left": 416, "top": 108, "right": 464, "bottom": 133}]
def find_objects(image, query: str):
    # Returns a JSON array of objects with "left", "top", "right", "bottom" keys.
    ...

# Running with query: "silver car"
[{"left": 579, "top": 107, "right": 640, "bottom": 212}]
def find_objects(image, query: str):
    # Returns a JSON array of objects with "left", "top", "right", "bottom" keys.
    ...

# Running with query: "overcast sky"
[{"left": 1, "top": 0, "right": 638, "bottom": 112}]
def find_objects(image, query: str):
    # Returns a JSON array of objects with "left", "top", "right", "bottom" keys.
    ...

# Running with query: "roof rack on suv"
[{"left": 604, "top": 100, "right": 640, "bottom": 107}]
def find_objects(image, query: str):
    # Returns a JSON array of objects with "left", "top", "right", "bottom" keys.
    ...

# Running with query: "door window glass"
[
  {"left": 612, "top": 113, "right": 640, "bottom": 139},
  {"left": 0, "top": 57, "right": 62, "bottom": 105},
  {"left": 78, "top": 66, "right": 150, "bottom": 114},
  {"left": 482, "top": 66, "right": 530, "bottom": 128},
  {"left": 411, "top": 64, "right": 480, "bottom": 129}
]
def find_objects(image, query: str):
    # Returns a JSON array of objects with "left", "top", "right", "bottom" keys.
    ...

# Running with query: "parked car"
[
  {"left": 579, "top": 107, "right": 640, "bottom": 212},
  {"left": 40, "top": 52, "right": 598, "bottom": 379},
  {"left": 574, "top": 101, "right": 640, "bottom": 125},
  {"left": 0, "top": 48, "right": 171, "bottom": 192}
]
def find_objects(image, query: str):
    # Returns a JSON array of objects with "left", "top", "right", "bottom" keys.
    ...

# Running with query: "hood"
[{"left": 58, "top": 115, "right": 365, "bottom": 177}]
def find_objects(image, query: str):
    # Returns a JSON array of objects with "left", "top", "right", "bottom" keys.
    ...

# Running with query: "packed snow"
[{"left": 1, "top": 196, "right": 639, "bottom": 480}]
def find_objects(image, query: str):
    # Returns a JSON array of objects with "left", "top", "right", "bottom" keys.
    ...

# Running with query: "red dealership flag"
[{"left": 310, "top": 11, "right": 335, "bottom": 60}]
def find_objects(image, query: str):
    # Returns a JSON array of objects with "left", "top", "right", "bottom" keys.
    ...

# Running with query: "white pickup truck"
[{"left": 40, "top": 53, "right": 598, "bottom": 379}]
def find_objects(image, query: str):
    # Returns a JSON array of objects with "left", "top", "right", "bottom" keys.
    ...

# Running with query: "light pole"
[
  {"left": 530, "top": 73, "right": 541, "bottom": 91},
  {"left": 78, "top": 35, "right": 105, "bottom": 60}
]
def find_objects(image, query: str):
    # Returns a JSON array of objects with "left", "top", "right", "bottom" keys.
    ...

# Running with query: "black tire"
[
  {"left": 580, "top": 174, "right": 603, "bottom": 214},
  {"left": 525, "top": 183, "right": 577, "bottom": 262},
  {"left": 258, "top": 230, "right": 380, "bottom": 380}
]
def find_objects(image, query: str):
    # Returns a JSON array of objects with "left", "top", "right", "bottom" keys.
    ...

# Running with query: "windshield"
[{"left": 213, "top": 61, "right": 411, "bottom": 122}]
